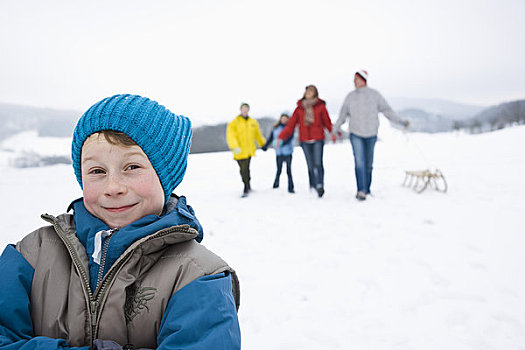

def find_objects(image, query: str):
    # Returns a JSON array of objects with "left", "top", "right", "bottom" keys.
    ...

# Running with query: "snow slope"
[{"left": 1, "top": 121, "right": 524, "bottom": 349}]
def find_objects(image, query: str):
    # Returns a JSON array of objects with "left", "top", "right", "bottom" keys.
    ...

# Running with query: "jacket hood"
[{"left": 296, "top": 98, "right": 326, "bottom": 108}]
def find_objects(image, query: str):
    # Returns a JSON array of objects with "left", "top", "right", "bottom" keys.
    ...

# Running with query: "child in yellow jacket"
[{"left": 226, "top": 103, "right": 266, "bottom": 197}]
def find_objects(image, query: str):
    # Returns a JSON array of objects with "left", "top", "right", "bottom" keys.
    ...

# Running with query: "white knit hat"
[{"left": 356, "top": 70, "right": 368, "bottom": 81}]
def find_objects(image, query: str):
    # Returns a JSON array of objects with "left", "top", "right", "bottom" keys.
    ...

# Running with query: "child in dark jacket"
[
  {"left": 0, "top": 94, "right": 241, "bottom": 350},
  {"left": 262, "top": 113, "right": 295, "bottom": 193}
]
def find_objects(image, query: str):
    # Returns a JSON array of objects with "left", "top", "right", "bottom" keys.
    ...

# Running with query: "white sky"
[{"left": 1, "top": 0, "right": 524, "bottom": 124}]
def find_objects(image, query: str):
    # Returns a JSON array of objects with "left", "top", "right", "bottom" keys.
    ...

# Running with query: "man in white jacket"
[{"left": 334, "top": 70, "right": 409, "bottom": 200}]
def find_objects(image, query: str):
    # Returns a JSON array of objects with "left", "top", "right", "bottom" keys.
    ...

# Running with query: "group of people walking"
[{"left": 226, "top": 70, "right": 409, "bottom": 200}]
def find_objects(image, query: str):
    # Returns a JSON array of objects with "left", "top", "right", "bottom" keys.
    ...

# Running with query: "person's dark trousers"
[
  {"left": 300, "top": 140, "right": 325, "bottom": 190},
  {"left": 236, "top": 157, "right": 251, "bottom": 192},
  {"left": 350, "top": 133, "right": 377, "bottom": 193},
  {"left": 273, "top": 155, "right": 294, "bottom": 191}
]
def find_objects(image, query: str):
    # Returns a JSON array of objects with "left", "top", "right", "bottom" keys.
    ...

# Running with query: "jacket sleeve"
[
  {"left": 278, "top": 109, "right": 299, "bottom": 140},
  {"left": 281, "top": 133, "right": 294, "bottom": 146},
  {"left": 0, "top": 245, "right": 89, "bottom": 350},
  {"left": 321, "top": 105, "right": 333, "bottom": 133},
  {"left": 377, "top": 92, "right": 403, "bottom": 124},
  {"left": 334, "top": 95, "right": 350, "bottom": 133},
  {"left": 225, "top": 121, "right": 239, "bottom": 151},
  {"left": 157, "top": 272, "right": 240, "bottom": 350},
  {"left": 253, "top": 120, "right": 266, "bottom": 148},
  {"left": 262, "top": 129, "right": 274, "bottom": 149}
]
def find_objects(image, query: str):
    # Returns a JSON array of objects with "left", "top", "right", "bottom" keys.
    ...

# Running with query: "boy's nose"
[{"left": 104, "top": 174, "right": 127, "bottom": 196}]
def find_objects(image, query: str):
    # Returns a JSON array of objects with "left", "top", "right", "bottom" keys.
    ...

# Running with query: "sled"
[{"left": 402, "top": 169, "right": 447, "bottom": 193}]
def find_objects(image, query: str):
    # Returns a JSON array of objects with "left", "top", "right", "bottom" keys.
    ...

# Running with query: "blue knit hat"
[{"left": 72, "top": 94, "right": 192, "bottom": 203}]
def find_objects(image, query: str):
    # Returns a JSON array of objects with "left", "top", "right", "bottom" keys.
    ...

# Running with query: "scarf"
[{"left": 302, "top": 97, "right": 318, "bottom": 126}]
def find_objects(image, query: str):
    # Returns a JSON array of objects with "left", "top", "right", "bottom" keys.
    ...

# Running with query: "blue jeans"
[
  {"left": 274, "top": 155, "right": 294, "bottom": 191},
  {"left": 350, "top": 133, "right": 377, "bottom": 193},
  {"left": 300, "top": 140, "right": 324, "bottom": 189}
]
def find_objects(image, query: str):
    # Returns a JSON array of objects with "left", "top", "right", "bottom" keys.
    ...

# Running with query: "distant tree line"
[
  {"left": 2, "top": 99, "right": 524, "bottom": 163},
  {"left": 190, "top": 117, "right": 276, "bottom": 154},
  {"left": 453, "top": 100, "right": 525, "bottom": 134}
]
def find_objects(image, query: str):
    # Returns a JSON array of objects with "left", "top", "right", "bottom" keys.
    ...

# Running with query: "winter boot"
[
  {"left": 356, "top": 191, "right": 366, "bottom": 201},
  {"left": 241, "top": 183, "right": 250, "bottom": 198},
  {"left": 288, "top": 178, "right": 294, "bottom": 194}
]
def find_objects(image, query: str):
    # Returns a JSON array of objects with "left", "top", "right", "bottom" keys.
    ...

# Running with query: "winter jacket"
[
  {"left": 278, "top": 99, "right": 333, "bottom": 143},
  {"left": 334, "top": 86, "right": 404, "bottom": 138},
  {"left": 0, "top": 196, "right": 240, "bottom": 350},
  {"left": 263, "top": 123, "right": 294, "bottom": 156},
  {"left": 226, "top": 115, "right": 266, "bottom": 160}
]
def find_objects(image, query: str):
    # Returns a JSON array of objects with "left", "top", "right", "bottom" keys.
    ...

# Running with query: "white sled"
[{"left": 402, "top": 169, "right": 447, "bottom": 193}]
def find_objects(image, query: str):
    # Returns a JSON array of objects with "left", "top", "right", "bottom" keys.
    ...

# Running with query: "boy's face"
[
  {"left": 240, "top": 105, "right": 249, "bottom": 117},
  {"left": 81, "top": 134, "right": 165, "bottom": 228}
]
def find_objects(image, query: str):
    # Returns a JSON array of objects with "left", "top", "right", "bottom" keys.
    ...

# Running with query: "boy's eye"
[
  {"left": 126, "top": 164, "right": 141, "bottom": 171},
  {"left": 89, "top": 169, "right": 106, "bottom": 175}
]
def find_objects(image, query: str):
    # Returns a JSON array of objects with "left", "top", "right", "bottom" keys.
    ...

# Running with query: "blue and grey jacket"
[
  {"left": 263, "top": 123, "right": 294, "bottom": 156},
  {"left": 0, "top": 196, "right": 240, "bottom": 350}
]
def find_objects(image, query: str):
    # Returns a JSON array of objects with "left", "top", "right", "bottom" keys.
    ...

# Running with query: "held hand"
[
  {"left": 93, "top": 339, "right": 123, "bottom": 350},
  {"left": 330, "top": 133, "right": 336, "bottom": 143},
  {"left": 336, "top": 131, "right": 342, "bottom": 139},
  {"left": 233, "top": 147, "right": 241, "bottom": 155}
]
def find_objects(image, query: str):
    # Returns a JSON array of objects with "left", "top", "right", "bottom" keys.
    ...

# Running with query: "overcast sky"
[{"left": 1, "top": 0, "right": 524, "bottom": 124}]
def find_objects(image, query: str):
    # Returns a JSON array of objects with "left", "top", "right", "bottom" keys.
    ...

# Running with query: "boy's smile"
[{"left": 81, "top": 134, "right": 165, "bottom": 228}]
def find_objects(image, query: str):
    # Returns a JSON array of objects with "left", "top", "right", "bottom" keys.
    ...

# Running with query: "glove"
[
  {"left": 403, "top": 120, "right": 410, "bottom": 128},
  {"left": 93, "top": 340, "right": 122, "bottom": 350},
  {"left": 233, "top": 147, "right": 241, "bottom": 155},
  {"left": 336, "top": 131, "right": 342, "bottom": 139},
  {"left": 93, "top": 340, "right": 149, "bottom": 350},
  {"left": 261, "top": 145, "right": 268, "bottom": 151},
  {"left": 330, "top": 133, "right": 336, "bottom": 143}
]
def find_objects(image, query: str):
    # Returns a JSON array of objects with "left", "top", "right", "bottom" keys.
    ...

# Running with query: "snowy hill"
[
  {"left": 389, "top": 97, "right": 484, "bottom": 119},
  {"left": 1, "top": 120, "right": 524, "bottom": 349},
  {"left": 0, "top": 102, "right": 79, "bottom": 141}
]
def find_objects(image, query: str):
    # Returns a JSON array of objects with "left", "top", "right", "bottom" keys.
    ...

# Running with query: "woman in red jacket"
[{"left": 277, "top": 85, "right": 335, "bottom": 197}]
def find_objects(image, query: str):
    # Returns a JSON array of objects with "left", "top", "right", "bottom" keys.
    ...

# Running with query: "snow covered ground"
[{"left": 1, "top": 121, "right": 524, "bottom": 349}]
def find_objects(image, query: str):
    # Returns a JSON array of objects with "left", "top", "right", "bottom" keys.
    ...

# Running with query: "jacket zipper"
[
  {"left": 42, "top": 215, "right": 96, "bottom": 347},
  {"left": 43, "top": 214, "right": 195, "bottom": 343},
  {"left": 95, "top": 229, "right": 117, "bottom": 289},
  {"left": 91, "top": 225, "right": 195, "bottom": 337}
]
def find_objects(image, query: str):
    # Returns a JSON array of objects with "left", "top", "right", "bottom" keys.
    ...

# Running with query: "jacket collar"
[
  {"left": 67, "top": 195, "right": 203, "bottom": 292},
  {"left": 296, "top": 98, "right": 325, "bottom": 108},
  {"left": 71, "top": 195, "right": 203, "bottom": 249}
]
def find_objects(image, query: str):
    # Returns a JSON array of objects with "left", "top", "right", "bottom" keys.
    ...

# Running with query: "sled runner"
[{"left": 402, "top": 169, "right": 447, "bottom": 193}]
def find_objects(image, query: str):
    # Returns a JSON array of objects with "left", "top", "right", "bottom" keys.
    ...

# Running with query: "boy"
[
  {"left": 226, "top": 103, "right": 266, "bottom": 197},
  {"left": 0, "top": 94, "right": 241, "bottom": 349}
]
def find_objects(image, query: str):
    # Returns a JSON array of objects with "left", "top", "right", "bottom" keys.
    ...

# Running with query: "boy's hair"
[
  {"left": 97, "top": 130, "right": 137, "bottom": 147},
  {"left": 72, "top": 94, "right": 192, "bottom": 203}
]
